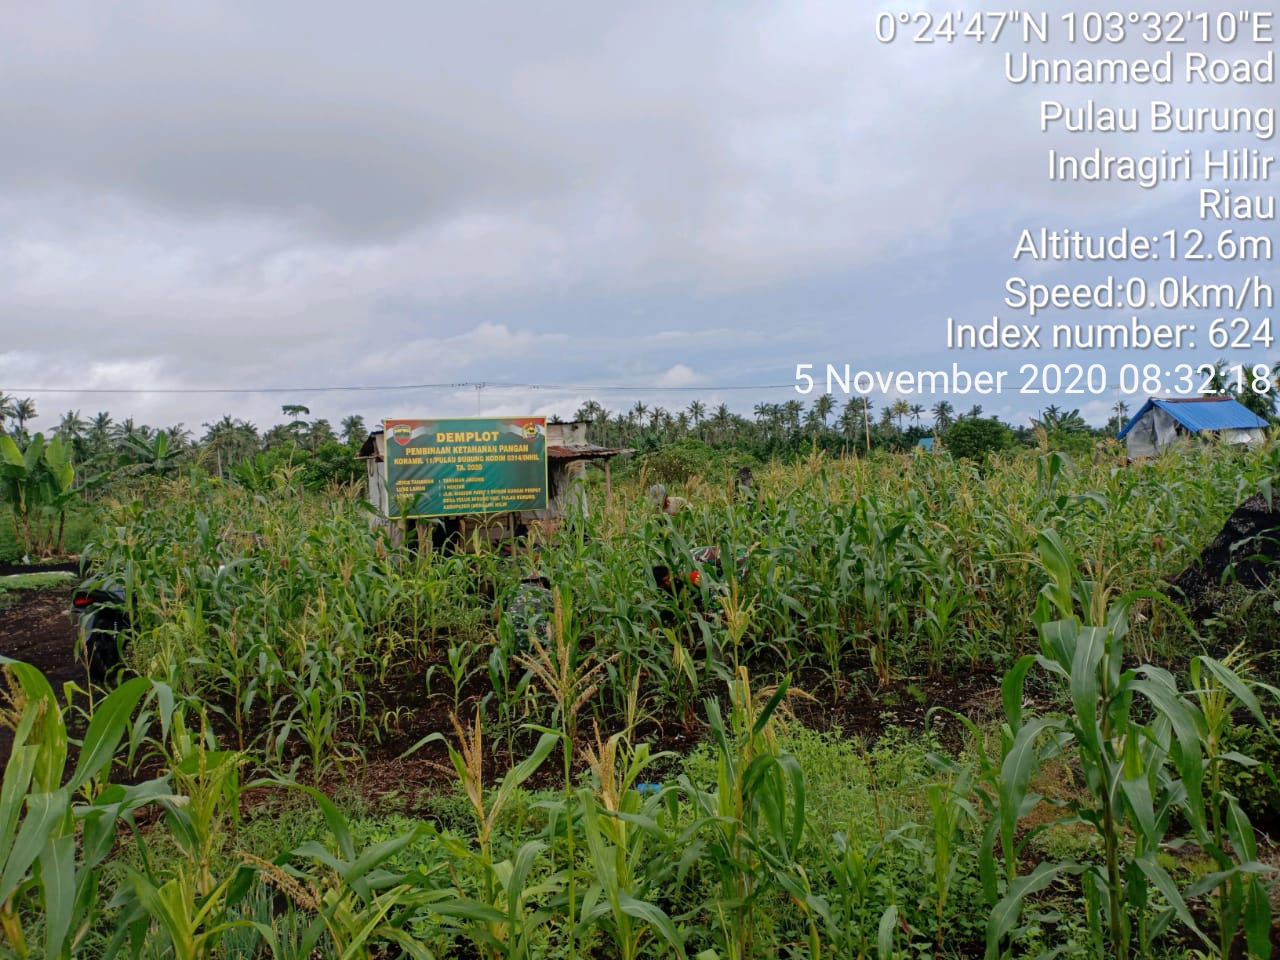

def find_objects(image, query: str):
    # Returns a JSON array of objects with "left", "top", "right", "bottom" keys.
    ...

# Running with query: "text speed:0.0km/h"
[{"left": 1020, "top": 362, "right": 1275, "bottom": 395}]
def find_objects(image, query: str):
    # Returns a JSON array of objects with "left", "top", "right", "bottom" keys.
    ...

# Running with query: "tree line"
[
  {"left": 570, "top": 396, "right": 1133, "bottom": 461},
  {"left": 0, "top": 394, "right": 369, "bottom": 493},
  {"left": 3, "top": 354, "right": 1275, "bottom": 489}
]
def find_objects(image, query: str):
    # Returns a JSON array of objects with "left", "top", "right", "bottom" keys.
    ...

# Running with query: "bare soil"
[
  {"left": 0, "top": 583, "right": 86, "bottom": 768},
  {"left": 1168, "top": 492, "right": 1280, "bottom": 623},
  {"left": 0, "top": 581, "right": 1001, "bottom": 806}
]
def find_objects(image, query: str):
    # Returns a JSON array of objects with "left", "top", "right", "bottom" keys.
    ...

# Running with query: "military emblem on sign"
[
  {"left": 391, "top": 423, "right": 413, "bottom": 445},
  {"left": 522, "top": 422, "right": 539, "bottom": 440}
]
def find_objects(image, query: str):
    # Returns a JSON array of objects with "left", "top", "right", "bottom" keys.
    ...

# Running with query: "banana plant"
[{"left": 0, "top": 433, "right": 76, "bottom": 558}]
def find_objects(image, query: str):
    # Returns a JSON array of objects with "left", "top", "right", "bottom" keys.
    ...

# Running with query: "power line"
[{"left": 2, "top": 380, "right": 799, "bottom": 395}]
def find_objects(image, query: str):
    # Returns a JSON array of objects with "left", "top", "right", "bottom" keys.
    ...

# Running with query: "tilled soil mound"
[{"left": 1166, "top": 492, "right": 1280, "bottom": 620}]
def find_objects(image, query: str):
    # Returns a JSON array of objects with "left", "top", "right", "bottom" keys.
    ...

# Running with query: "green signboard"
[{"left": 383, "top": 417, "right": 548, "bottom": 518}]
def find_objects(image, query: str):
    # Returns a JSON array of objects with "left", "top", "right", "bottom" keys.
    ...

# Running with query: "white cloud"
[
  {"left": 0, "top": 0, "right": 1253, "bottom": 431},
  {"left": 657, "top": 364, "right": 699, "bottom": 388}
]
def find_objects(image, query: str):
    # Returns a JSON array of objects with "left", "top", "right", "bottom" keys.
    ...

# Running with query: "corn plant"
[
  {"left": 960, "top": 530, "right": 1277, "bottom": 960},
  {"left": 429, "top": 637, "right": 483, "bottom": 715},
  {"left": 409, "top": 712, "right": 560, "bottom": 959},
  {"left": 575, "top": 728, "right": 690, "bottom": 960},
  {"left": 517, "top": 586, "right": 616, "bottom": 960},
  {"left": 678, "top": 668, "right": 819, "bottom": 960},
  {"left": 0, "top": 659, "right": 172, "bottom": 958},
  {"left": 815, "top": 824, "right": 918, "bottom": 960},
  {"left": 278, "top": 787, "right": 451, "bottom": 960},
  {"left": 1184, "top": 647, "right": 1278, "bottom": 960}
]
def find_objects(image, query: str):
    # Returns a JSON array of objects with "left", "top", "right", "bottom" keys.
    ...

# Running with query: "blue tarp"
[{"left": 1117, "top": 397, "right": 1269, "bottom": 439}]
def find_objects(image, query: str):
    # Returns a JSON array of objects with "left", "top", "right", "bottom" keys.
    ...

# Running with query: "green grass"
[
  {"left": 0, "top": 571, "right": 77, "bottom": 610},
  {"left": 0, "top": 503, "right": 102, "bottom": 563},
  {"left": 0, "top": 571, "right": 76, "bottom": 590}
]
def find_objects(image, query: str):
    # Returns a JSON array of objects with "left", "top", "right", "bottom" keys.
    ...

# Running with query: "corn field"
[{"left": 4, "top": 443, "right": 1280, "bottom": 958}]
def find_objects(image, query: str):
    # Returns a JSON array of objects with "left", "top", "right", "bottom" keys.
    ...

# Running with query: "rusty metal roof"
[{"left": 548, "top": 444, "right": 632, "bottom": 460}]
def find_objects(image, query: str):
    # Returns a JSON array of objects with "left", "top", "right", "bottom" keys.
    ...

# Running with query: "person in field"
[
  {"left": 494, "top": 574, "right": 554, "bottom": 653},
  {"left": 652, "top": 546, "right": 750, "bottom": 623},
  {"left": 649, "top": 483, "right": 689, "bottom": 515},
  {"left": 733, "top": 465, "right": 755, "bottom": 504}
]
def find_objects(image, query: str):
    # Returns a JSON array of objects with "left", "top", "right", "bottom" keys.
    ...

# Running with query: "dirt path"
[{"left": 0, "top": 586, "right": 83, "bottom": 767}]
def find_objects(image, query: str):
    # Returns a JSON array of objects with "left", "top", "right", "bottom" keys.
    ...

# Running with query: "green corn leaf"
[
  {"left": 1226, "top": 796, "right": 1259, "bottom": 863},
  {"left": 508, "top": 839, "right": 547, "bottom": 913},
  {"left": 1183, "top": 862, "right": 1274, "bottom": 901},
  {"left": 1119, "top": 773, "right": 1158, "bottom": 848},
  {"left": 1002, "top": 655, "right": 1036, "bottom": 732},
  {"left": 1037, "top": 617, "right": 1077, "bottom": 678},
  {"left": 1199, "top": 657, "right": 1271, "bottom": 732},
  {"left": 619, "top": 891, "right": 687, "bottom": 959},
  {"left": 1133, "top": 673, "right": 1206, "bottom": 831},
  {"left": 999, "top": 717, "right": 1061, "bottom": 864},
  {"left": 1036, "top": 529, "right": 1075, "bottom": 620},
  {"left": 507, "top": 731, "right": 559, "bottom": 788},
  {"left": 1245, "top": 873, "right": 1273, "bottom": 960},
  {"left": 1069, "top": 626, "right": 1107, "bottom": 755},
  {"left": 68, "top": 676, "right": 150, "bottom": 792},
  {"left": 1135, "top": 852, "right": 1208, "bottom": 949},
  {"left": 877, "top": 903, "right": 899, "bottom": 960},
  {"left": 343, "top": 828, "right": 430, "bottom": 896},
  {"left": 753, "top": 676, "right": 791, "bottom": 738},
  {"left": 986, "top": 862, "right": 1080, "bottom": 960},
  {"left": 0, "top": 789, "right": 69, "bottom": 905},
  {"left": 1217, "top": 751, "right": 1261, "bottom": 767}
]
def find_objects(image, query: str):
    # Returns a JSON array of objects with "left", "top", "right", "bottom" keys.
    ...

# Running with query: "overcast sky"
[{"left": 1, "top": 1, "right": 1273, "bottom": 436}]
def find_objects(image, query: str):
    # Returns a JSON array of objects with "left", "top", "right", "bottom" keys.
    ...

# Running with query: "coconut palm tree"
[
  {"left": 931, "top": 400, "right": 954, "bottom": 431},
  {"left": 56, "top": 410, "right": 86, "bottom": 443},
  {"left": 341, "top": 414, "right": 367, "bottom": 447},
  {"left": 12, "top": 397, "right": 37, "bottom": 440},
  {"left": 711, "top": 403, "right": 732, "bottom": 442},
  {"left": 782, "top": 400, "right": 804, "bottom": 434},
  {"left": 200, "top": 415, "right": 260, "bottom": 478},
  {"left": 87, "top": 412, "right": 113, "bottom": 460},
  {"left": 164, "top": 423, "right": 193, "bottom": 450},
  {"left": 890, "top": 399, "right": 911, "bottom": 432},
  {"left": 687, "top": 400, "right": 706, "bottom": 430},
  {"left": 0, "top": 392, "right": 16, "bottom": 433},
  {"left": 813, "top": 393, "right": 836, "bottom": 429},
  {"left": 110, "top": 417, "right": 138, "bottom": 446},
  {"left": 306, "top": 418, "right": 336, "bottom": 450}
]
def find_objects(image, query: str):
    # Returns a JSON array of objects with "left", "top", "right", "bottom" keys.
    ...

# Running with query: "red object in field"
[
  {"left": 73, "top": 594, "right": 91, "bottom": 607},
  {"left": 689, "top": 570, "right": 701, "bottom": 587}
]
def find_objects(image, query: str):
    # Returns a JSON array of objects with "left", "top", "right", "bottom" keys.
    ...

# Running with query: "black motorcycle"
[{"left": 69, "top": 585, "right": 130, "bottom": 681}]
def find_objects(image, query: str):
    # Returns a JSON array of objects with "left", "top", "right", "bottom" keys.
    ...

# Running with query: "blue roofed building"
[{"left": 1116, "top": 396, "right": 1269, "bottom": 457}]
